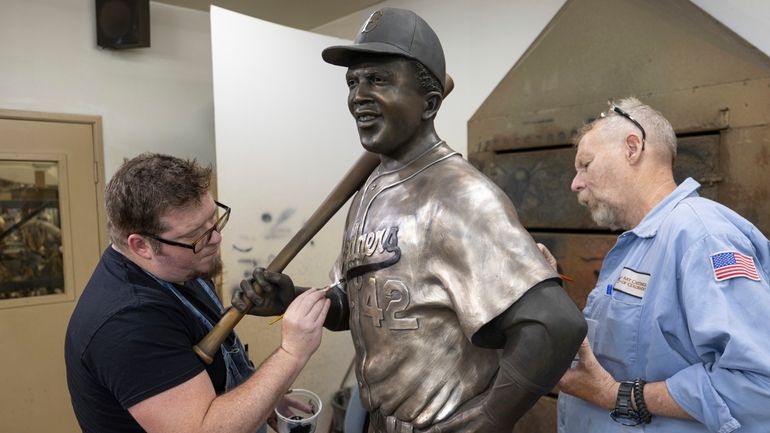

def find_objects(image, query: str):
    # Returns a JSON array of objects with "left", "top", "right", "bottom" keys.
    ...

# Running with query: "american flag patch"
[{"left": 710, "top": 251, "right": 761, "bottom": 282}]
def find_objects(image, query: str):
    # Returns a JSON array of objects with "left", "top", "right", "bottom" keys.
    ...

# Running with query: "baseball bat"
[{"left": 193, "top": 151, "right": 380, "bottom": 364}]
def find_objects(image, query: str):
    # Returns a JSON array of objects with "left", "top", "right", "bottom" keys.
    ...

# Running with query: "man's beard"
[
  {"left": 579, "top": 191, "right": 623, "bottom": 230},
  {"left": 192, "top": 255, "right": 223, "bottom": 280}
]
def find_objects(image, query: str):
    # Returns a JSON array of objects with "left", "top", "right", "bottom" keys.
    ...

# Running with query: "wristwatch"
[{"left": 610, "top": 381, "right": 642, "bottom": 426}]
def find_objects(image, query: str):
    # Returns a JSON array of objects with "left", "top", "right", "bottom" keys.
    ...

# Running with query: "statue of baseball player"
[{"left": 233, "top": 8, "right": 586, "bottom": 433}]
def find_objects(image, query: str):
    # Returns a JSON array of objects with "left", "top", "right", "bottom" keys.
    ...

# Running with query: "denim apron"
[{"left": 153, "top": 275, "right": 267, "bottom": 433}]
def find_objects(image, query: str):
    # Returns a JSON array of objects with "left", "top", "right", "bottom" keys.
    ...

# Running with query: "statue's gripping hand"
[{"left": 231, "top": 267, "right": 296, "bottom": 316}]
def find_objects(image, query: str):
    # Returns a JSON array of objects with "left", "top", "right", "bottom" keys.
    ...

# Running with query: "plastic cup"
[{"left": 274, "top": 389, "right": 322, "bottom": 433}]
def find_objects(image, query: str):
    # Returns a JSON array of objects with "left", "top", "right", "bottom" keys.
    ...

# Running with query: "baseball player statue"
[{"left": 233, "top": 8, "right": 586, "bottom": 433}]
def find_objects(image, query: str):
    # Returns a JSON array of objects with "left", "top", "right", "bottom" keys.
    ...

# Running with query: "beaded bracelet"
[{"left": 633, "top": 378, "right": 653, "bottom": 424}]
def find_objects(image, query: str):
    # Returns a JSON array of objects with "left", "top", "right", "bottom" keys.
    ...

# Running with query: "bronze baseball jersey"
[{"left": 331, "top": 141, "right": 557, "bottom": 432}]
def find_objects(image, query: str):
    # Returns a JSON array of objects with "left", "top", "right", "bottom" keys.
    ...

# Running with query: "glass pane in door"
[{"left": 0, "top": 160, "right": 63, "bottom": 299}]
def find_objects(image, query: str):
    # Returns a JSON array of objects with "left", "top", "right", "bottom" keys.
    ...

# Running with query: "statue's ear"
[{"left": 423, "top": 91, "right": 443, "bottom": 120}]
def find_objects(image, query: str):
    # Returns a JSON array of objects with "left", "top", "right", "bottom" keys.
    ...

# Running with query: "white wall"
[
  {"left": 0, "top": 0, "right": 215, "bottom": 175},
  {"left": 692, "top": 0, "right": 770, "bottom": 57}
]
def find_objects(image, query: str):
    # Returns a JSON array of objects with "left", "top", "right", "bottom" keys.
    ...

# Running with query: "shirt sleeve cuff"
[{"left": 665, "top": 364, "right": 740, "bottom": 433}]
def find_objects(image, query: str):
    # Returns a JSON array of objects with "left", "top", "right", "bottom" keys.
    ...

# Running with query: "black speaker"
[{"left": 96, "top": 0, "right": 150, "bottom": 49}]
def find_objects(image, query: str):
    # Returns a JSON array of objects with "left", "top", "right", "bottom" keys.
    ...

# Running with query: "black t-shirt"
[{"left": 65, "top": 247, "right": 230, "bottom": 433}]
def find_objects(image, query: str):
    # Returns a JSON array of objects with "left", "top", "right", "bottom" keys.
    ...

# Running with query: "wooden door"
[{"left": 0, "top": 109, "right": 106, "bottom": 432}]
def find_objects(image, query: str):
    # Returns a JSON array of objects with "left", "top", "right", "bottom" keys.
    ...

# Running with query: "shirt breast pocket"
[{"left": 593, "top": 289, "right": 644, "bottom": 372}]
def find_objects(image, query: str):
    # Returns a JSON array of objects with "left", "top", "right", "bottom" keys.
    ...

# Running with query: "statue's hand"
[{"left": 231, "top": 267, "right": 296, "bottom": 316}]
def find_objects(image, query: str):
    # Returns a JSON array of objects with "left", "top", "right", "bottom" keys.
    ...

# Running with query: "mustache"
[{"left": 577, "top": 190, "right": 591, "bottom": 207}]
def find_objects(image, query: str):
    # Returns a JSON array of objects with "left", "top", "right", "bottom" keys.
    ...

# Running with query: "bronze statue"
[{"left": 234, "top": 8, "right": 586, "bottom": 433}]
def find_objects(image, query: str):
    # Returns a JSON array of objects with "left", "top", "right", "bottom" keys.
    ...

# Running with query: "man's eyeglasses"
[
  {"left": 601, "top": 105, "right": 647, "bottom": 150},
  {"left": 142, "top": 201, "right": 230, "bottom": 253}
]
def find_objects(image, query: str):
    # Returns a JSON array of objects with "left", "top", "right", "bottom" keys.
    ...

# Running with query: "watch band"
[{"left": 610, "top": 381, "right": 642, "bottom": 426}]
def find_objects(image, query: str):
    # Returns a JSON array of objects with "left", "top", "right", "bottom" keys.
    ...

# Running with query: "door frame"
[{"left": 0, "top": 108, "right": 108, "bottom": 306}]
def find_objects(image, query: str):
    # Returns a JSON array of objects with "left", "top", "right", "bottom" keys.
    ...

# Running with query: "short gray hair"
[{"left": 574, "top": 97, "right": 677, "bottom": 162}]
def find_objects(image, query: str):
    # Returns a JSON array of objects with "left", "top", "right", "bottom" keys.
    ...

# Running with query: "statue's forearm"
[{"left": 485, "top": 279, "right": 587, "bottom": 426}]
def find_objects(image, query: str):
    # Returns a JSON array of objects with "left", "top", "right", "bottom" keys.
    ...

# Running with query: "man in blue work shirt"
[{"left": 557, "top": 97, "right": 770, "bottom": 432}]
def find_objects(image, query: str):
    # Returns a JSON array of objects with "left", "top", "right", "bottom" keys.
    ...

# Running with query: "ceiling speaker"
[{"left": 96, "top": 0, "right": 150, "bottom": 49}]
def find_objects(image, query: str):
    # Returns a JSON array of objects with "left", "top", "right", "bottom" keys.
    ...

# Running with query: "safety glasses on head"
[{"left": 600, "top": 104, "right": 646, "bottom": 150}]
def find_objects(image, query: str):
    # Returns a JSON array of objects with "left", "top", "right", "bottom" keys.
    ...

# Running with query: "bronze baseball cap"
[{"left": 322, "top": 7, "right": 446, "bottom": 89}]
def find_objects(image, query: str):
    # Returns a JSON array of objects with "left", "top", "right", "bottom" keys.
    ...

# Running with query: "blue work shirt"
[{"left": 558, "top": 178, "right": 770, "bottom": 433}]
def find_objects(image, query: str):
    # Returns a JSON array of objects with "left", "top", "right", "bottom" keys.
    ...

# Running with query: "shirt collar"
[{"left": 630, "top": 177, "right": 701, "bottom": 238}]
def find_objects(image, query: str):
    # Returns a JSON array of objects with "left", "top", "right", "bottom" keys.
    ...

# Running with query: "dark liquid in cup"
[{"left": 288, "top": 418, "right": 312, "bottom": 433}]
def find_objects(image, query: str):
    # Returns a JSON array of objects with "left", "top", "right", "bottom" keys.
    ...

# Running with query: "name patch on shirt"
[{"left": 614, "top": 267, "right": 649, "bottom": 298}]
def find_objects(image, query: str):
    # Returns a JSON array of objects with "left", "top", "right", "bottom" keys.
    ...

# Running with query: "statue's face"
[{"left": 346, "top": 58, "right": 424, "bottom": 156}]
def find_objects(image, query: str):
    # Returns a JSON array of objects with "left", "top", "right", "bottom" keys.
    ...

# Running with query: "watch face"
[{"left": 610, "top": 408, "right": 643, "bottom": 426}]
